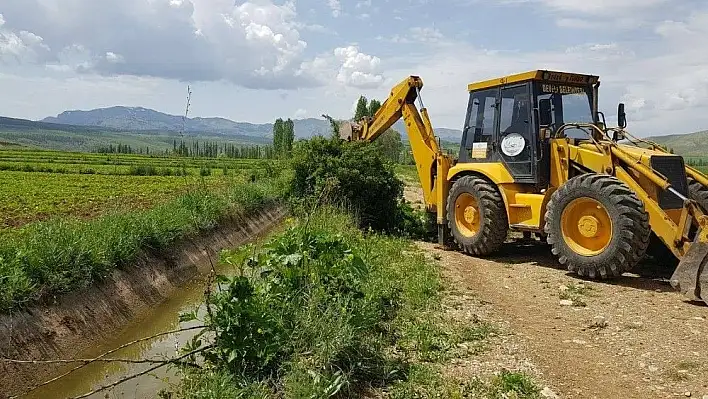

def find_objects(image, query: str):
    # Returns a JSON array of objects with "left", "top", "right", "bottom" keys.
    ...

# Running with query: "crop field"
[{"left": 0, "top": 149, "right": 279, "bottom": 229}]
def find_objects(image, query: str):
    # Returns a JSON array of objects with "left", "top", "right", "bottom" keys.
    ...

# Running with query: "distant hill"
[
  {"left": 43, "top": 106, "right": 464, "bottom": 143},
  {"left": 646, "top": 130, "right": 708, "bottom": 157},
  {"left": 0, "top": 116, "right": 269, "bottom": 152},
  {"left": 43, "top": 106, "right": 332, "bottom": 139}
]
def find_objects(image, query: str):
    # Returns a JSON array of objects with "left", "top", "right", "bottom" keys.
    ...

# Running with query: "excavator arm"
[{"left": 340, "top": 76, "right": 452, "bottom": 235}]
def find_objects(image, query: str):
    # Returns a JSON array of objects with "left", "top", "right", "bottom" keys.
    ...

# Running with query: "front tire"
[
  {"left": 544, "top": 174, "right": 650, "bottom": 279},
  {"left": 446, "top": 176, "right": 508, "bottom": 256}
]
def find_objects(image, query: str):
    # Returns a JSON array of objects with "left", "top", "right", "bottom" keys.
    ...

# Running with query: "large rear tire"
[
  {"left": 545, "top": 174, "right": 651, "bottom": 279},
  {"left": 446, "top": 176, "right": 508, "bottom": 256}
]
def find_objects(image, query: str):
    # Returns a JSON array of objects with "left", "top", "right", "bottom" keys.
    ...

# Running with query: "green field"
[
  {"left": 0, "top": 147, "right": 289, "bottom": 311},
  {"left": 0, "top": 149, "right": 281, "bottom": 229}
]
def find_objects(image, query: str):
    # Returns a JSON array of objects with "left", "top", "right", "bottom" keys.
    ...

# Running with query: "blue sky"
[{"left": 1, "top": 0, "right": 708, "bottom": 136}]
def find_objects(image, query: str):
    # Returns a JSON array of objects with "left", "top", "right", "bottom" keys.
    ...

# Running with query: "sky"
[{"left": 1, "top": 0, "right": 708, "bottom": 136}]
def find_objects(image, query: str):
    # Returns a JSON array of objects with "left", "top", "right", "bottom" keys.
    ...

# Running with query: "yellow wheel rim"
[
  {"left": 455, "top": 193, "right": 481, "bottom": 238},
  {"left": 561, "top": 197, "right": 613, "bottom": 256}
]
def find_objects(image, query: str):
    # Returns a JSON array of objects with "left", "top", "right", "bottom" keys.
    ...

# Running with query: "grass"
[
  {"left": 168, "top": 207, "right": 541, "bottom": 398},
  {"left": 388, "top": 365, "right": 540, "bottom": 399},
  {"left": 559, "top": 283, "right": 594, "bottom": 307},
  {"left": 0, "top": 173, "right": 289, "bottom": 313},
  {"left": 395, "top": 164, "right": 419, "bottom": 185},
  {"left": 0, "top": 171, "right": 237, "bottom": 228},
  {"left": 0, "top": 149, "right": 284, "bottom": 228}
]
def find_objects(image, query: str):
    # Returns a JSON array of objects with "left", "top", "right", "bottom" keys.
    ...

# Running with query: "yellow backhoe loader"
[{"left": 340, "top": 71, "right": 708, "bottom": 305}]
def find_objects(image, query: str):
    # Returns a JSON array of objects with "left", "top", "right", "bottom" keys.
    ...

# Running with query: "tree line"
[{"left": 96, "top": 140, "right": 278, "bottom": 159}]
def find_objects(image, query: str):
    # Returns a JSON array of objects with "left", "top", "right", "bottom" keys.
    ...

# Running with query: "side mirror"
[
  {"left": 613, "top": 130, "right": 625, "bottom": 142},
  {"left": 539, "top": 99, "right": 552, "bottom": 126},
  {"left": 617, "top": 103, "right": 627, "bottom": 129}
]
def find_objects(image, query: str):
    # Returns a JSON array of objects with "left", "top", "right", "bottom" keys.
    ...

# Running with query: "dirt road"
[
  {"left": 418, "top": 238, "right": 708, "bottom": 399},
  {"left": 404, "top": 184, "right": 708, "bottom": 398}
]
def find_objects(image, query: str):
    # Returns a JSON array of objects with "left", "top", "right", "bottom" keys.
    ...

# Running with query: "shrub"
[
  {"left": 128, "top": 164, "right": 158, "bottom": 176},
  {"left": 289, "top": 137, "right": 404, "bottom": 232},
  {"left": 174, "top": 207, "right": 442, "bottom": 398}
]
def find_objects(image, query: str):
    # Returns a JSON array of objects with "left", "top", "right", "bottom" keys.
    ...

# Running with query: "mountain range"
[{"left": 40, "top": 106, "right": 465, "bottom": 143}]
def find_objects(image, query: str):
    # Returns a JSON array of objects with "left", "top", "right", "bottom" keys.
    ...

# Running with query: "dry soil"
[{"left": 406, "top": 185, "right": 708, "bottom": 399}]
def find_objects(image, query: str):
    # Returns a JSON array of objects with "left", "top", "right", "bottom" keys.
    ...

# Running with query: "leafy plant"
[{"left": 289, "top": 136, "right": 404, "bottom": 232}]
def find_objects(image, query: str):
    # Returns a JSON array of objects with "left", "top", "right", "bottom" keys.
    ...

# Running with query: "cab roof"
[{"left": 467, "top": 70, "right": 600, "bottom": 92}]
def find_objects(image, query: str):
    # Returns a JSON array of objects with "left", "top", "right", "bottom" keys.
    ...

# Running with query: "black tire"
[
  {"left": 446, "top": 176, "right": 508, "bottom": 256},
  {"left": 544, "top": 174, "right": 651, "bottom": 279}
]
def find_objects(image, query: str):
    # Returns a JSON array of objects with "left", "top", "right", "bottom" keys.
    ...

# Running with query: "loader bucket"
[
  {"left": 670, "top": 241, "right": 708, "bottom": 304},
  {"left": 339, "top": 122, "right": 355, "bottom": 141}
]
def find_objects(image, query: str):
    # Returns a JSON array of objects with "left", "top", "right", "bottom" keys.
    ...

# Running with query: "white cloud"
[
  {"left": 327, "top": 0, "right": 342, "bottom": 17},
  {"left": 0, "top": 0, "right": 319, "bottom": 89},
  {"left": 105, "top": 52, "right": 124, "bottom": 63},
  {"left": 334, "top": 46, "right": 384, "bottom": 88},
  {"left": 301, "top": 45, "right": 385, "bottom": 89},
  {"left": 0, "top": 14, "right": 50, "bottom": 64},
  {"left": 293, "top": 108, "right": 307, "bottom": 118}
]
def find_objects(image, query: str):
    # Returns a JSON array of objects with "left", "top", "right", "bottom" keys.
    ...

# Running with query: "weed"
[
  {"left": 485, "top": 370, "right": 541, "bottom": 398},
  {"left": 388, "top": 366, "right": 541, "bottom": 399},
  {"left": 173, "top": 207, "right": 443, "bottom": 398},
  {"left": 396, "top": 311, "right": 496, "bottom": 362},
  {"left": 559, "top": 283, "right": 594, "bottom": 307}
]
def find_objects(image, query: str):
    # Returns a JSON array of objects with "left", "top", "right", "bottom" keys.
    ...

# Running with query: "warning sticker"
[{"left": 471, "top": 142, "right": 488, "bottom": 159}]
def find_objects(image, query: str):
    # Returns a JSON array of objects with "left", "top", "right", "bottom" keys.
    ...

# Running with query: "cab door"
[
  {"left": 496, "top": 83, "right": 537, "bottom": 183},
  {"left": 459, "top": 88, "right": 498, "bottom": 163}
]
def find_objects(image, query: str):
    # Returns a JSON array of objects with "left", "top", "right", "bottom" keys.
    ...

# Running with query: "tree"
[
  {"left": 284, "top": 118, "right": 295, "bottom": 154},
  {"left": 374, "top": 129, "right": 403, "bottom": 163},
  {"left": 354, "top": 96, "right": 369, "bottom": 121},
  {"left": 368, "top": 99, "right": 382, "bottom": 118},
  {"left": 273, "top": 118, "right": 285, "bottom": 155}
]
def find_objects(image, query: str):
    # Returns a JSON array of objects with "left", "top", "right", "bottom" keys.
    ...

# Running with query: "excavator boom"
[{"left": 341, "top": 76, "right": 452, "bottom": 229}]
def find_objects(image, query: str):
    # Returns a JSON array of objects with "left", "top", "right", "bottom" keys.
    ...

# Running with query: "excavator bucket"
[
  {"left": 670, "top": 241, "right": 708, "bottom": 304},
  {"left": 339, "top": 122, "right": 355, "bottom": 141}
]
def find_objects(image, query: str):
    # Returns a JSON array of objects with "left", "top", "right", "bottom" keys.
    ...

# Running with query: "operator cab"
[{"left": 459, "top": 70, "right": 600, "bottom": 186}]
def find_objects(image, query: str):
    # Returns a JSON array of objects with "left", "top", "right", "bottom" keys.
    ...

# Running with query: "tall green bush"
[{"left": 289, "top": 137, "right": 404, "bottom": 232}]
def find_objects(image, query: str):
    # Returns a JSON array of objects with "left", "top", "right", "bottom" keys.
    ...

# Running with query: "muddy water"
[{"left": 25, "top": 226, "right": 281, "bottom": 399}]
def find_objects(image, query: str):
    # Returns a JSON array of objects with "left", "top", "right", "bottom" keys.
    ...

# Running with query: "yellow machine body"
[{"left": 341, "top": 70, "right": 708, "bottom": 305}]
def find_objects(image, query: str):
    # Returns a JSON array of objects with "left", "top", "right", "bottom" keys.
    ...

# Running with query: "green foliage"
[
  {"left": 273, "top": 118, "right": 295, "bottom": 158},
  {"left": 374, "top": 129, "right": 404, "bottom": 163},
  {"left": 289, "top": 136, "right": 405, "bottom": 232},
  {"left": 199, "top": 166, "right": 212, "bottom": 176},
  {"left": 321, "top": 114, "right": 340, "bottom": 139},
  {"left": 174, "top": 207, "right": 443, "bottom": 398},
  {"left": 368, "top": 99, "right": 382, "bottom": 117},
  {"left": 388, "top": 366, "right": 540, "bottom": 399},
  {"left": 0, "top": 176, "right": 287, "bottom": 312},
  {"left": 354, "top": 96, "right": 369, "bottom": 121}
]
